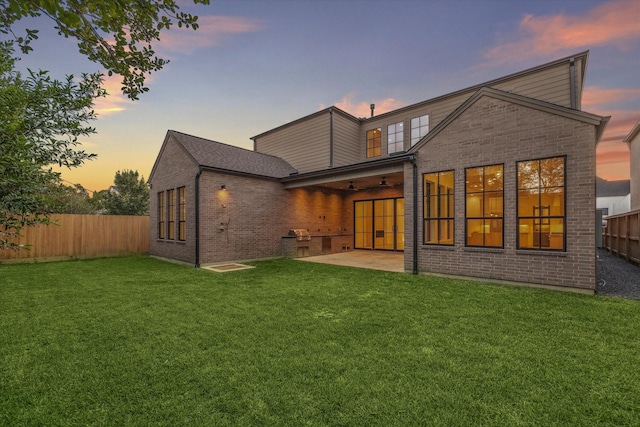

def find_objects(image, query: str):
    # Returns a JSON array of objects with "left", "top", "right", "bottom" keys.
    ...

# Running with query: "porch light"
[
  {"left": 221, "top": 185, "right": 226, "bottom": 190},
  {"left": 380, "top": 177, "right": 390, "bottom": 187},
  {"left": 349, "top": 181, "right": 357, "bottom": 191}
]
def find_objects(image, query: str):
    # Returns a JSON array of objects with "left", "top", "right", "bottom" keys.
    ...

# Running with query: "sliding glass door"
[{"left": 354, "top": 198, "right": 404, "bottom": 251}]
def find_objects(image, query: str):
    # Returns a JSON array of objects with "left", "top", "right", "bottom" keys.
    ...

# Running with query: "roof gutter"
[
  {"left": 194, "top": 167, "right": 203, "bottom": 268},
  {"left": 409, "top": 154, "right": 418, "bottom": 275},
  {"left": 570, "top": 58, "right": 576, "bottom": 109}
]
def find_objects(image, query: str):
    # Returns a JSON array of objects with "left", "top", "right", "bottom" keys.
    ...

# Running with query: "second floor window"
[
  {"left": 411, "top": 114, "right": 429, "bottom": 146},
  {"left": 387, "top": 122, "right": 404, "bottom": 154},
  {"left": 367, "top": 128, "right": 381, "bottom": 158}
]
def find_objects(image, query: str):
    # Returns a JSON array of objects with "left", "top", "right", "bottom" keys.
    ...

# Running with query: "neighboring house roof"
[
  {"left": 623, "top": 119, "right": 640, "bottom": 144},
  {"left": 150, "top": 130, "right": 298, "bottom": 181},
  {"left": 408, "top": 87, "right": 610, "bottom": 153},
  {"left": 596, "top": 177, "right": 630, "bottom": 197}
]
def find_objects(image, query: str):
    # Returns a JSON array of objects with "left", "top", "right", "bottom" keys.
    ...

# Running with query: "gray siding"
[
  {"left": 493, "top": 61, "right": 572, "bottom": 108},
  {"left": 254, "top": 112, "right": 331, "bottom": 173},
  {"left": 358, "top": 60, "right": 576, "bottom": 163},
  {"left": 333, "top": 112, "right": 360, "bottom": 167}
]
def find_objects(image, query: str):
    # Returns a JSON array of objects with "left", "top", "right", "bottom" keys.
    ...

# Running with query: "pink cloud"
[
  {"left": 583, "top": 86, "right": 640, "bottom": 109},
  {"left": 324, "top": 93, "right": 405, "bottom": 118},
  {"left": 484, "top": 0, "right": 640, "bottom": 64},
  {"left": 93, "top": 74, "right": 137, "bottom": 116},
  {"left": 597, "top": 143, "right": 630, "bottom": 180},
  {"left": 156, "top": 15, "right": 264, "bottom": 53}
]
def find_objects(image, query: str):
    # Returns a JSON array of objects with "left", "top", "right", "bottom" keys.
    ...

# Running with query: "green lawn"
[{"left": 1, "top": 257, "right": 639, "bottom": 426}]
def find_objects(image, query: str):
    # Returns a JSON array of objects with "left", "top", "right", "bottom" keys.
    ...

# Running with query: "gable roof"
[
  {"left": 149, "top": 130, "right": 297, "bottom": 181},
  {"left": 250, "top": 106, "right": 359, "bottom": 140},
  {"left": 364, "top": 51, "right": 589, "bottom": 124},
  {"left": 250, "top": 51, "right": 589, "bottom": 140},
  {"left": 408, "top": 87, "right": 610, "bottom": 153},
  {"left": 623, "top": 119, "right": 640, "bottom": 144},
  {"left": 596, "top": 177, "right": 630, "bottom": 197}
]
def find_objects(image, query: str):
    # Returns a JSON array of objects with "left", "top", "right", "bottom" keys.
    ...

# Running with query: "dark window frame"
[
  {"left": 157, "top": 191, "right": 165, "bottom": 239},
  {"left": 167, "top": 188, "right": 175, "bottom": 240},
  {"left": 516, "top": 156, "right": 566, "bottom": 251},
  {"left": 464, "top": 164, "right": 504, "bottom": 248},
  {"left": 178, "top": 187, "right": 186, "bottom": 241},
  {"left": 423, "top": 170, "right": 455, "bottom": 246},
  {"left": 366, "top": 128, "right": 382, "bottom": 158}
]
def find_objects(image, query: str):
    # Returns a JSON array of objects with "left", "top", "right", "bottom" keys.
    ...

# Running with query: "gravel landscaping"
[{"left": 596, "top": 248, "right": 640, "bottom": 300}]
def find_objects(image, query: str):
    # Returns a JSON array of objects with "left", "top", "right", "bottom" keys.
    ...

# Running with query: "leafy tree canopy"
[
  {"left": 0, "top": 0, "right": 210, "bottom": 99},
  {"left": 0, "top": 41, "right": 103, "bottom": 249},
  {"left": 103, "top": 169, "right": 149, "bottom": 216}
]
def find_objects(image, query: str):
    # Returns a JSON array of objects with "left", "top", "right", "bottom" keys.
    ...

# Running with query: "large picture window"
[
  {"left": 465, "top": 165, "right": 503, "bottom": 247},
  {"left": 366, "top": 128, "right": 381, "bottom": 158},
  {"left": 387, "top": 122, "right": 404, "bottom": 154},
  {"left": 167, "top": 189, "right": 175, "bottom": 240},
  {"left": 423, "top": 170, "right": 454, "bottom": 245},
  {"left": 157, "top": 191, "right": 165, "bottom": 239},
  {"left": 517, "top": 157, "right": 565, "bottom": 250},
  {"left": 411, "top": 114, "right": 429, "bottom": 146},
  {"left": 178, "top": 187, "right": 186, "bottom": 241}
]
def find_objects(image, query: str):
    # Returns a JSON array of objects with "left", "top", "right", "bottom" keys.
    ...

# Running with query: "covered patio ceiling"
[
  {"left": 281, "top": 155, "right": 409, "bottom": 191},
  {"left": 312, "top": 171, "right": 404, "bottom": 191}
]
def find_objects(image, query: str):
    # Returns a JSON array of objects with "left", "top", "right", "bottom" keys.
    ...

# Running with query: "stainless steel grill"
[{"left": 288, "top": 229, "right": 311, "bottom": 241}]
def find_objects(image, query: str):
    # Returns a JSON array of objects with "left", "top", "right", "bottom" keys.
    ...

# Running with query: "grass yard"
[{"left": 1, "top": 257, "right": 639, "bottom": 426}]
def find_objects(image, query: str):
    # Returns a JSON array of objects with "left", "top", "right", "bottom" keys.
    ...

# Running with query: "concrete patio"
[{"left": 295, "top": 250, "right": 405, "bottom": 272}]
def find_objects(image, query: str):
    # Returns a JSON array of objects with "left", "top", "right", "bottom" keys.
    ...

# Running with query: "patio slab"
[{"left": 295, "top": 250, "right": 405, "bottom": 272}]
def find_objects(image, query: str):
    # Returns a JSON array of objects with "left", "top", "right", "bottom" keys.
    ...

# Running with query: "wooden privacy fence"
[
  {"left": 0, "top": 214, "right": 149, "bottom": 263},
  {"left": 602, "top": 209, "right": 640, "bottom": 267}
]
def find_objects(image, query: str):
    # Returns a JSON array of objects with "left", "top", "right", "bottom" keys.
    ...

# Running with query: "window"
[
  {"left": 157, "top": 191, "right": 165, "bottom": 239},
  {"left": 517, "top": 157, "right": 565, "bottom": 250},
  {"left": 423, "top": 170, "right": 454, "bottom": 245},
  {"left": 167, "top": 189, "right": 175, "bottom": 240},
  {"left": 367, "top": 128, "right": 381, "bottom": 158},
  {"left": 387, "top": 122, "right": 404, "bottom": 154},
  {"left": 178, "top": 187, "right": 186, "bottom": 241},
  {"left": 465, "top": 165, "right": 503, "bottom": 247},
  {"left": 411, "top": 114, "right": 429, "bottom": 146}
]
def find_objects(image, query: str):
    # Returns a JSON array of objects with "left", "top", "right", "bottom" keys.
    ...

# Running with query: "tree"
[
  {"left": 0, "top": 42, "right": 103, "bottom": 249},
  {"left": 0, "top": 1, "right": 209, "bottom": 249},
  {"left": 1, "top": 0, "right": 210, "bottom": 99},
  {"left": 48, "top": 183, "right": 97, "bottom": 214},
  {"left": 103, "top": 170, "right": 149, "bottom": 216}
]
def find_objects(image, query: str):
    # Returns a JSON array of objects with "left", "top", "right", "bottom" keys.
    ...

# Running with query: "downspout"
[
  {"left": 329, "top": 108, "right": 334, "bottom": 168},
  {"left": 409, "top": 155, "right": 418, "bottom": 275},
  {"left": 569, "top": 58, "right": 576, "bottom": 109},
  {"left": 194, "top": 167, "right": 203, "bottom": 268}
]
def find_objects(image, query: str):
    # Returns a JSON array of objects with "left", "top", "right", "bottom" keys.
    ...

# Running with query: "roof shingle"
[{"left": 169, "top": 130, "right": 297, "bottom": 179}]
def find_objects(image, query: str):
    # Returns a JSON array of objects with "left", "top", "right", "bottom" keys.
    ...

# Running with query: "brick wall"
[
  {"left": 409, "top": 95, "right": 597, "bottom": 290},
  {"left": 149, "top": 136, "right": 200, "bottom": 264}
]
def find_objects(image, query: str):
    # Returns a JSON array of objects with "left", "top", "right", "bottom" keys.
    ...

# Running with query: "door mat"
[{"left": 201, "top": 263, "right": 255, "bottom": 273}]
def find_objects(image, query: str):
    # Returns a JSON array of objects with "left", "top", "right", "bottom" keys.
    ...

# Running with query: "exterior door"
[{"left": 354, "top": 198, "right": 404, "bottom": 251}]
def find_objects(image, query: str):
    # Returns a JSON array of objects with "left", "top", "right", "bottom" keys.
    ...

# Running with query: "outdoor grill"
[{"left": 288, "top": 229, "right": 311, "bottom": 241}]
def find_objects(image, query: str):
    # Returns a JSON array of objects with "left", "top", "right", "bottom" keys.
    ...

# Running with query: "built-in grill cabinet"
[{"left": 288, "top": 229, "right": 311, "bottom": 241}]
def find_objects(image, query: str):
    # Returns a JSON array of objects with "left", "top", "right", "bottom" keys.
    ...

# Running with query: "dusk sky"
[{"left": 11, "top": 0, "right": 640, "bottom": 192}]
